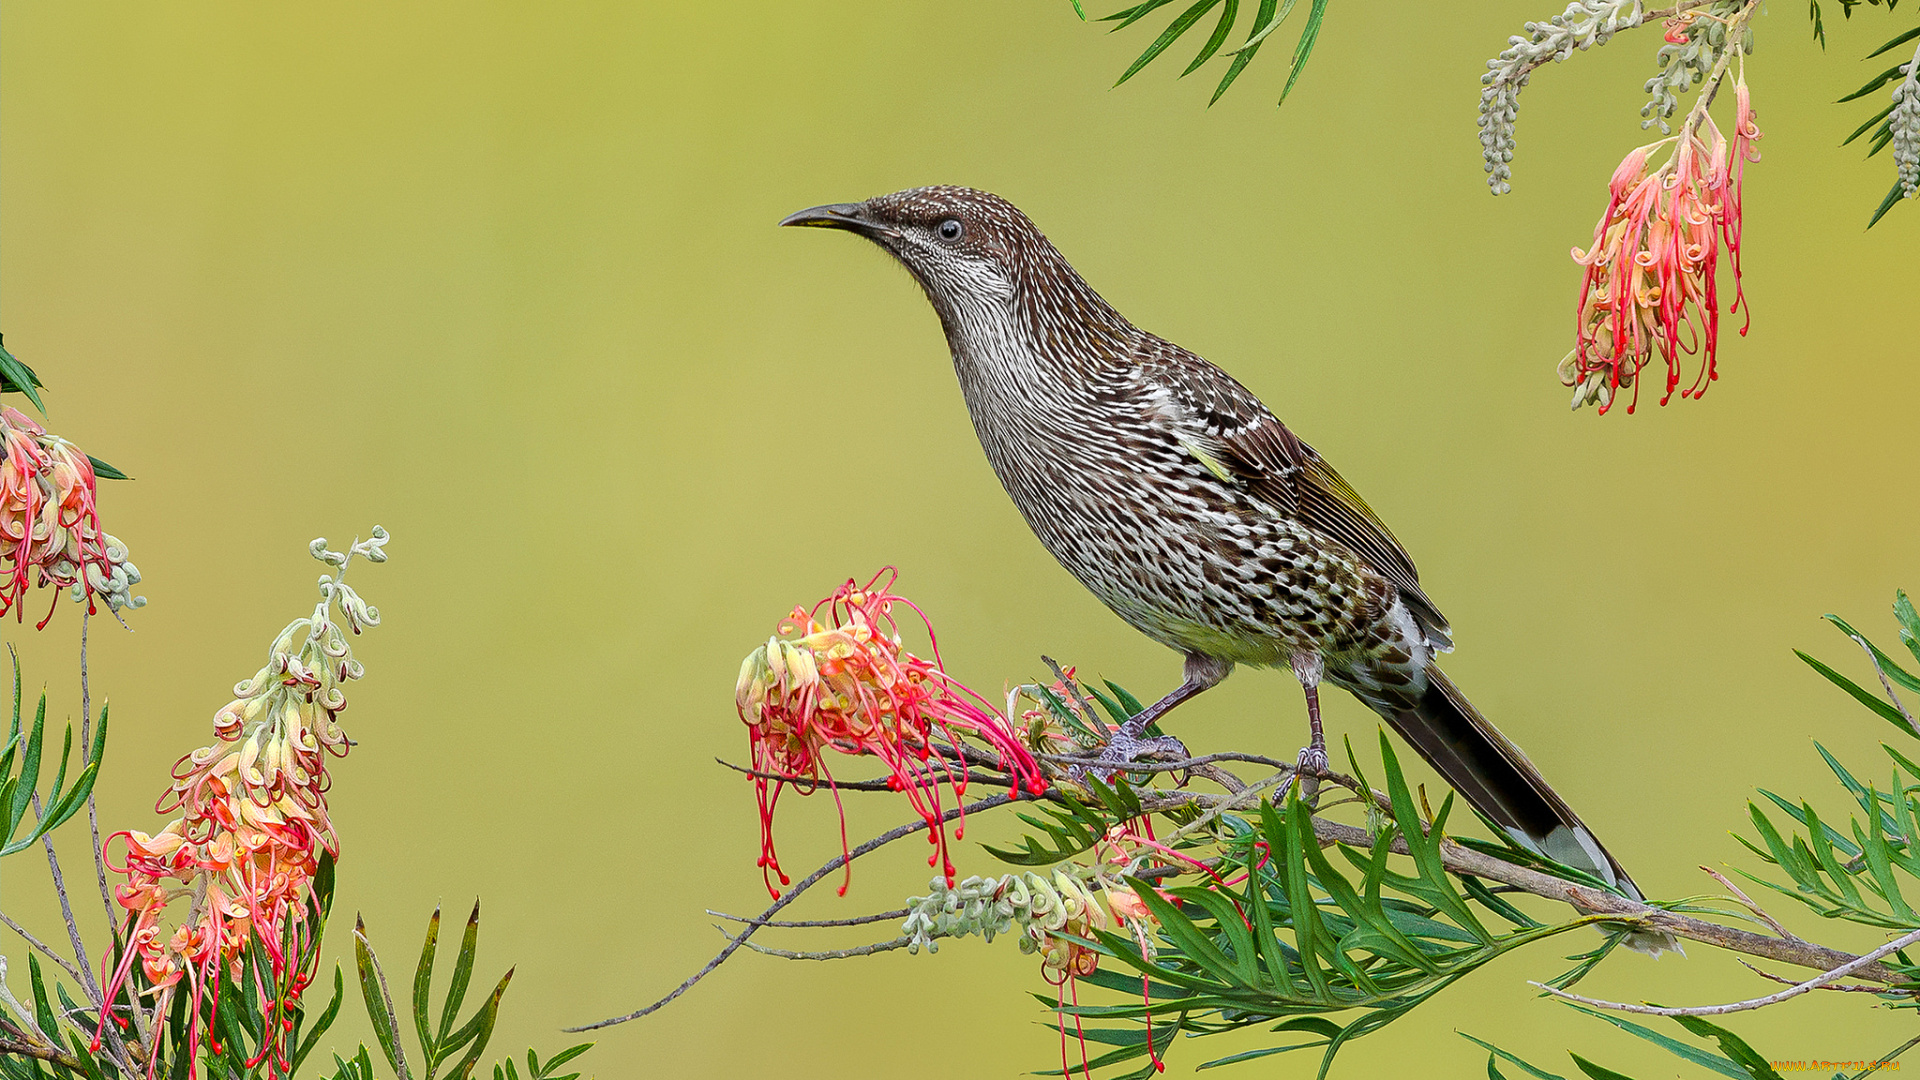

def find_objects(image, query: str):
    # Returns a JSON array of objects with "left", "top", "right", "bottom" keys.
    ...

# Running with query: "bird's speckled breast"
[{"left": 949, "top": 338, "right": 1414, "bottom": 679}]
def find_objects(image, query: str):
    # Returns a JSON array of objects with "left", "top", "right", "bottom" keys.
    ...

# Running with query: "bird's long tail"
[{"left": 1357, "top": 664, "right": 1678, "bottom": 955}]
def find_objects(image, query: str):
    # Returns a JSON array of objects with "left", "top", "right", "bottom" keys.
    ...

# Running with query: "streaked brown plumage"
[{"left": 781, "top": 186, "right": 1671, "bottom": 952}]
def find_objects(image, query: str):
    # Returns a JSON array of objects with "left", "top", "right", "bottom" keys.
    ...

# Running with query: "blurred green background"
[{"left": 3, "top": 2, "right": 1915, "bottom": 1076}]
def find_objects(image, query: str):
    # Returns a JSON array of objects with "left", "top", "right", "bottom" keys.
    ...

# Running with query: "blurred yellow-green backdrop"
[{"left": 3, "top": 2, "right": 1915, "bottom": 1076}]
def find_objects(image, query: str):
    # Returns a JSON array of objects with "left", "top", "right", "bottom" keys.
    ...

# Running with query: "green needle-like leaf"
[
  {"left": 439, "top": 901, "right": 482, "bottom": 1046},
  {"left": 416, "top": 907, "right": 444, "bottom": 1063}
]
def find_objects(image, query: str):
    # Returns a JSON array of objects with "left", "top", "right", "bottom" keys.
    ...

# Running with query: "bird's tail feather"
[{"left": 1361, "top": 664, "right": 1678, "bottom": 956}]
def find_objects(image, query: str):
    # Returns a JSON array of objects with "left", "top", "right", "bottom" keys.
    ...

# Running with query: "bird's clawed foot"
[
  {"left": 1083, "top": 719, "right": 1189, "bottom": 783},
  {"left": 1278, "top": 741, "right": 1330, "bottom": 805}
]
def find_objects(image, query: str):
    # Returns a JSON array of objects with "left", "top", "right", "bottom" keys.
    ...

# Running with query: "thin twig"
[
  {"left": 1700, "top": 865, "right": 1801, "bottom": 942},
  {"left": 32, "top": 796, "right": 103, "bottom": 1005},
  {"left": 0, "top": 907, "right": 88, "bottom": 985},
  {"left": 1849, "top": 632, "right": 1920, "bottom": 738},
  {"left": 79, "top": 613, "right": 116, "bottom": 933},
  {"left": 0, "top": 1034, "right": 85, "bottom": 1069},
  {"left": 705, "top": 908, "right": 909, "bottom": 929},
  {"left": 719, "top": 931, "right": 911, "bottom": 961},
  {"left": 1737, "top": 960, "right": 1884, "bottom": 993},
  {"left": 712, "top": 759, "right": 911, "bottom": 793},
  {"left": 1532, "top": 925, "right": 1920, "bottom": 1016},
  {"left": 1039, "top": 656, "right": 1106, "bottom": 731},
  {"left": 566, "top": 791, "right": 1017, "bottom": 1032},
  {"left": 1036, "top": 750, "right": 1294, "bottom": 774}
]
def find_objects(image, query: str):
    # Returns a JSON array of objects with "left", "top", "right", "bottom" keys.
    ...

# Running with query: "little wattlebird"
[{"left": 781, "top": 186, "right": 1674, "bottom": 952}]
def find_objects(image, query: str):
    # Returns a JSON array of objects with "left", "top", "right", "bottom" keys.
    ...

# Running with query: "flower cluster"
[
  {"left": 100, "top": 529, "right": 388, "bottom": 1079},
  {"left": 1479, "top": 0, "right": 1642, "bottom": 195},
  {"left": 1893, "top": 44, "right": 1920, "bottom": 200},
  {"left": 1563, "top": 74, "right": 1761, "bottom": 413},
  {"left": 735, "top": 569, "right": 1047, "bottom": 897},
  {"left": 0, "top": 406, "right": 142, "bottom": 626}
]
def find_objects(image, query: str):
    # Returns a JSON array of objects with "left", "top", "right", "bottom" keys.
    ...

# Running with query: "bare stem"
[
  {"left": 1532, "top": 925, "right": 1920, "bottom": 1016},
  {"left": 0, "top": 1033, "right": 86, "bottom": 1069},
  {"left": 0, "top": 907, "right": 88, "bottom": 985},
  {"left": 1848, "top": 632, "right": 1920, "bottom": 738},
  {"left": 721, "top": 932, "right": 911, "bottom": 961},
  {"left": 1700, "top": 865, "right": 1801, "bottom": 943},
  {"left": 705, "top": 908, "right": 908, "bottom": 929},
  {"left": 566, "top": 792, "right": 1017, "bottom": 1032}
]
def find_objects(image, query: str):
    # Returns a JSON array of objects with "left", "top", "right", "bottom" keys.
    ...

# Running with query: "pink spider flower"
[
  {"left": 0, "top": 406, "right": 141, "bottom": 625},
  {"left": 735, "top": 569, "right": 1047, "bottom": 897},
  {"left": 1564, "top": 75, "right": 1761, "bottom": 414},
  {"left": 98, "top": 535, "right": 383, "bottom": 1079}
]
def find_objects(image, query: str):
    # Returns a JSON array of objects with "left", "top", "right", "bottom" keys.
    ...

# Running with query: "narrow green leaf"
[
  {"left": 1103, "top": 680, "right": 1144, "bottom": 716},
  {"left": 8, "top": 693, "right": 47, "bottom": 837},
  {"left": 1103, "top": 0, "right": 1183, "bottom": 30},
  {"left": 1895, "top": 590, "right": 1920, "bottom": 667},
  {"left": 1115, "top": 0, "right": 1224, "bottom": 86},
  {"left": 448, "top": 970, "right": 514, "bottom": 1080},
  {"left": 1183, "top": 0, "right": 1240, "bottom": 73},
  {"left": 1842, "top": 102, "right": 1896, "bottom": 146},
  {"left": 85, "top": 456, "right": 129, "bottom": 481},
  {"left": 1796, "top": 651, "right": 1915, "bottom": 736},
  {"left": 439, "top": 901, "right": 481, "bottom": 1044},
  {"left": 1822, "top": 615, "right": 1920, "bottom": 692},
  {"left": 1275, "top": 0, "right": 1328, "bottom": 104},
  {"left": 0, "top": 340, "right": 47, "bottom": 413},
  {"left": 1210, "top": 0, "right": 1281, "bottom": 102},
  {"left": 1839, "top": 61, "right": 1909, "bottom": 102},
  {"left": 536, "top": 1045, "right": 592, "bottom": 1078},
  {"left": 1671, "top": 1017, "right": 1785, "bottom": 1079},
  {"left": 414, "top": 907, "right": 443, "bottom": 1062},
  {"left": 1458, "top": 1033, "right": 1569, "bottom": 1080},
  {"left": 1570, "top": 1054, "right": 1642, "bottom": 1080},
  {"left": 1865, "top": 22, "right": 1920, "bottom": 58},
  {"left": 1125, "top": 874, "right": 1244, "bottom": 984},
  {"left": 294, "top": 968, "right": 348, "bottom": 1077},
  {"left": 1560, "top": 1005, "right": 1748, "bottom": 1079},
  {"left": 1859, "top": 791, "right": 1914, "bottom": 919},
  {"left": 1867, "top": 178, "right": 1908, "bottom": 228}
]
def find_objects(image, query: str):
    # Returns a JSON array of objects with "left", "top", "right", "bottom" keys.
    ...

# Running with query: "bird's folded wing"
[{"left": 1135, "top": 337, "right": 1450, "bottom": 643}]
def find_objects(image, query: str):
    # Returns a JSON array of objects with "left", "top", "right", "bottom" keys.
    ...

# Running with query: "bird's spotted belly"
[{"left": 1014, "top": 459, "right": 1400, "bottom": 669}]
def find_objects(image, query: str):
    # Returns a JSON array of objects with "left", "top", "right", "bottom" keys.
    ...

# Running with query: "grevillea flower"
[
  {"left": 735, "top": 569, "right": 1047, "bottom": 897},
  {"left": 1563, "top": 73, "right": 1761, "bottom": 414},
  {"left": 0, "top": 406, "right": 142, "bottom": 624},
  {"left": 99, "top": 530, "right": 387, "bottom": 1079}
]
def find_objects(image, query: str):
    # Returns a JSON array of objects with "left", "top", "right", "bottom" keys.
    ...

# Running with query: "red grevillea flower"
[
  {"left": 1563, "top": 74, "right": 1761, "bottom": 414},
  {"left": 99, "top": 530, "right": 386, "bottom": 1079},
  {"left": 0, "top": 406, "right": 142, "bottom": 624},
  {"left": 735, "top": 569, "right": 1047, "bottom": 897}
]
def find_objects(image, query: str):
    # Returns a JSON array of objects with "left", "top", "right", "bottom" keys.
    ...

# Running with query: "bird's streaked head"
[
  {"left": 781, "top": 186, "right": 1133, "bottom": 359},
  {"left": 779, "top": 186, "right": 1033, "bottom": 311}
]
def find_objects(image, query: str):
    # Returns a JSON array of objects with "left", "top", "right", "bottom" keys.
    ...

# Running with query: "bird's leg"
[
  {"left": 1280, "top": 651, "right": 1330, "bottom": 804},
  {"left": 1090, "top": 653, "right": 1231, "bottom": 776}
]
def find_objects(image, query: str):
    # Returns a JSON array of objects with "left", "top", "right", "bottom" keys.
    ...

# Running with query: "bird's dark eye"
[{"left": 937, "top": 218, "right": 964, "bottom": 241}]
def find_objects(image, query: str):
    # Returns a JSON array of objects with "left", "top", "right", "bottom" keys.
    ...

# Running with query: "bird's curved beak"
[{"left": 778, "top": 202, "right": 899, "bottom": 240}]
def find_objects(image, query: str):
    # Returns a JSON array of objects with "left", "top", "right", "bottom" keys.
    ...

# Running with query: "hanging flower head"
[
  {"left": 1563, "top": 71, "right": 1761, "bottom": 414},
  {"left": 99, "top": 529, "right": 388, "bottom": 1080},
  {"left": 0, "top": 406, "right": 142, "bottom": 624},
  {"left": 735, "top": 569, "right": 1047, "bottom": 897}
]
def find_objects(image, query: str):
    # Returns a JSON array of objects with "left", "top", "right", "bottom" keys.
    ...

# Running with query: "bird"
[{"left": 780, "top": 185, "right": 1673, "bottom": 952}]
